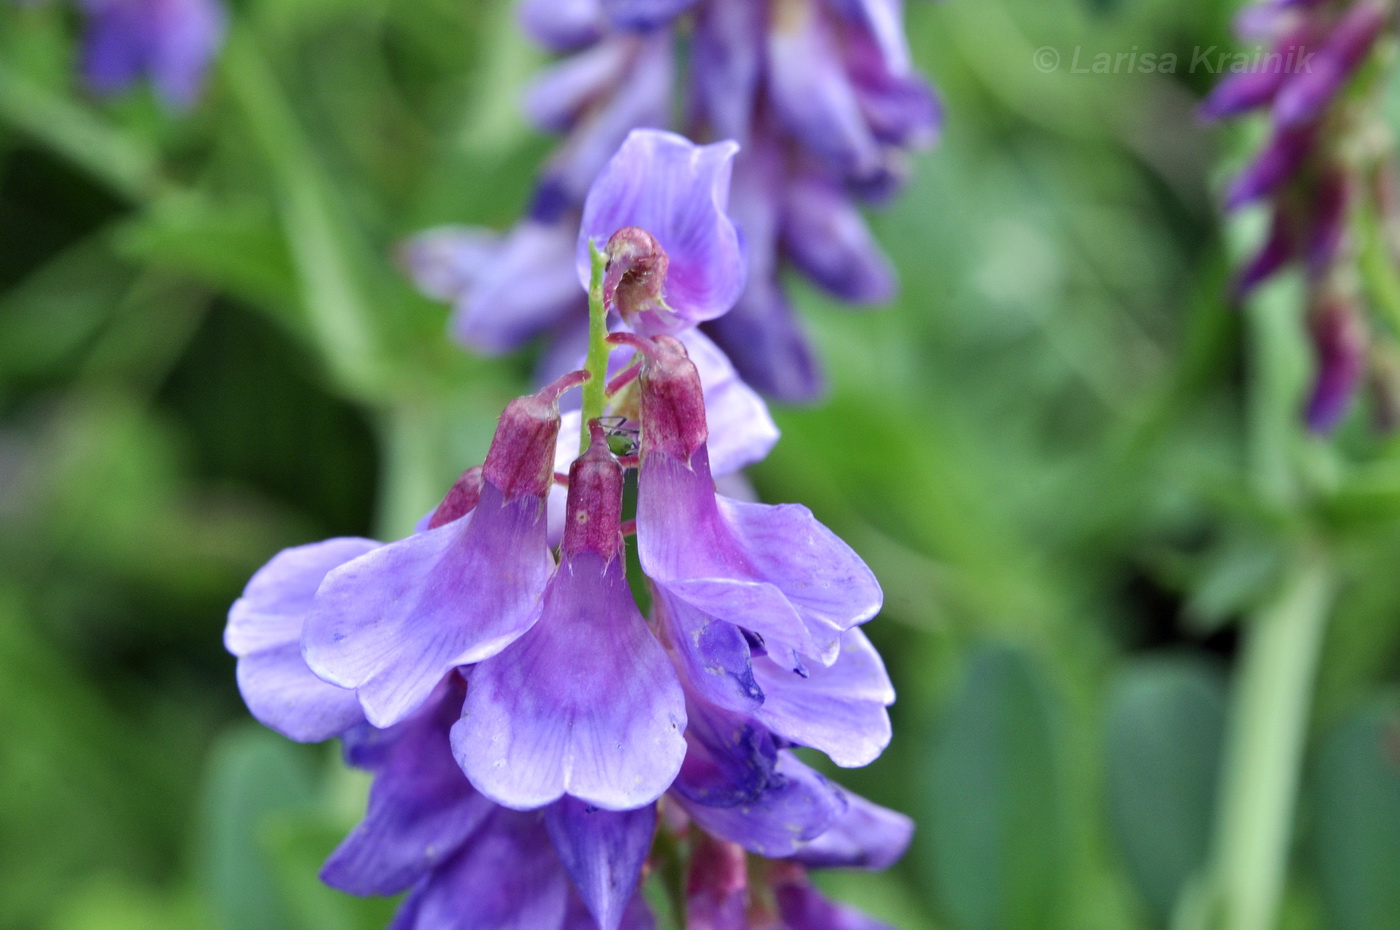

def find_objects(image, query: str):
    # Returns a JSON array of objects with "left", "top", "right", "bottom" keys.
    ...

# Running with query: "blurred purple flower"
[{"left": 79, "top": 0, "right": 226, "bottom": 109}]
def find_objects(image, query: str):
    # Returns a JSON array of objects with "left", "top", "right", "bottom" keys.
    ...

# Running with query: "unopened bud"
[{"left": 603, "top": 226, "right": 674, "bottom": 331}]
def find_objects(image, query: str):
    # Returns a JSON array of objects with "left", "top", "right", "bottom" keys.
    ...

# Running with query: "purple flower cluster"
[
  {"left": 229, "top": 131, "right": 911, "bottom": 929},
  {"left": 59, "top": 0, "right": 226, "bottom": 109},
  {"left": 402, "top": 0, "right": 941, "bottom": 401},
  {"left": 1201, "top": 0, "right": 1395, "bottom": 430}
]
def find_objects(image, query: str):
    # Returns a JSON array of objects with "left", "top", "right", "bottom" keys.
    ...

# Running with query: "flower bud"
[{"left": 603, "top": 226, "right": 674, "bottom": 328}]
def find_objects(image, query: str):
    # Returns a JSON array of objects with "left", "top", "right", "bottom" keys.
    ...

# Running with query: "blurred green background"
[{"left": 2, "top": 1, "right": 1400, "bottom": 929}]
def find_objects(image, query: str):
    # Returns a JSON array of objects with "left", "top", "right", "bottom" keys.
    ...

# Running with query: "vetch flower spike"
[
  {"left": 302, "top": 371, "right": 587, "bottom": 728},
  {"left": 453, "top": 420, "right": 687, "bottom": 811}
]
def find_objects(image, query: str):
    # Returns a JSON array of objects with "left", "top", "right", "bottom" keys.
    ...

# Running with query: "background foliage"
[{"left": 1, "top": 1, "right": 1399, "bottom": 929}]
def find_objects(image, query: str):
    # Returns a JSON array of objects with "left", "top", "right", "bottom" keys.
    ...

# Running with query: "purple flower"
[
  {"left": 79, "top": 0, "right": 225, "bottom": 109},
  {"left": 1305, "top": 297, "right": 1367, "bottom": 432},
  {"left": 302, "top": 372, "right": 586, "bottom": 728},
  {"left": 328, "top": 681, "right": 660, "bottom": 930},
  {"left": 405, "top": 0, "right": 940, "bottom": 401},
  {"left": 634, "top": 336, "right": 883, "bottom": 669},
  {"left": 578, "top": 129, "right": 746, "bottom": 334},
  {"left": 1274, "top": 0, "right": 1389, "bottom": 127},
  {"left": 451, "top": 422, "right": 688, "bottom": 810}
]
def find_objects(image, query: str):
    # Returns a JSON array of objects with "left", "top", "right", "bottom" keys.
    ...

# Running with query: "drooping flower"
[
  {"left": 1202, "top": 0, "right": 1397, "bottom": 430},
  {"left": 451, "top": 421, "right": 688, "bottom": 811},
  {"left": 633, "top": 334, "right": 883, "bottom": 672},
  {"left": 302, "top": 371, "right": 585, "bottom": 728},
  {"left": 79, "top": 0, "right": 226, "bottom": 109}
]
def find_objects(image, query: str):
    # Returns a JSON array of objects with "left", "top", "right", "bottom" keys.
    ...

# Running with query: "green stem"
[
  {"left": 1208, "top": 548, "right": 1334, "bottom": 930},
  {"left": 0, "top": 61, "right": 161, "bottom": 202},
  {"left": 1201, "top": 262, "right": 1334, "bottom": 930},
  {"left": 580, "top": 242, "right": 610, "bottom": 454}
]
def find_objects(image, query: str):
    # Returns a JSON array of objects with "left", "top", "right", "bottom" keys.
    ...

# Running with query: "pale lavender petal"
[
  {"left": 640, "top": 451, "right": 883, "bottom": 665},
  {"left": 782, "top": 170, "right": 896, "bottom": 303},
  {"left": 457, "top": 218, "right": 586, "bottom": 353},
  {"left": 703, "top": 278, "right": 826, "bottom": 401},
  {"left": 303, "top": 484, "right": 553, "bottom": 728},
  {"left": 146, "top": 0, "right": 225, "bottom": 109},
  {"left": 389, "top": 809, "right": 572, "bottom": 930},
  {"left": 692, "top": 0, "right": 765, "bottom": 142},
  {"left": 236, "top": 645, "right": 364, "bottom": 743},
  {"left": 524, "top": 39, "right": 634, "bottom": 133},
  {"left": 792, "top": 791, "right": 914, "bottom": 870},
  {"left": 601, "top": 0, "right": 701, "bottom": 28},
  {"left": 541, "top": 35, "right": 674, "bottom": 210},
  {"left": 399, "top": 226, "right": 501, "bottom": 305},
  {"left": 225, "top": 537, "right": 380, "bottom": 656},
  {"left": 322, "top": 684, "right": 495, "bottom": 895},
  {"left": 578, "top": 129, "right": 745, "bottom": 333},
  {"left": 519, "top": 0, "right": 604, "bottom": 51},
  {"left": 546, "top": 799, "right": 656, "bottom": 930},
  {"left": 678, "top": 752, "right": 848, "bottom": 858},
  {"left": 752, "top": 629, "right": 893, "bottom": 767},
  {"left": 768, "top": 3, "right": 883, "bottom": 184},
  {"left": 454, "top": 551, "right": 686, "bottom": 811}
]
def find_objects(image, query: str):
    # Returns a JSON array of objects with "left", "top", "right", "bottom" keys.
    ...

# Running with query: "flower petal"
[
  {"left": 677, "top": 752, "right": 847, "bottom": 858},
  {"left": 225, "top": 537, "right": 380, "bottom": 657},
  {"left": 453, "top": 551, "right": 687, "bottom": 811},
  {"left": 456, "top": 218, "right": 587, "bottom": 354},
  {"left": 752, "top": 629, "right": 893, "bottom": 767},
  {"left": 388, "top": 809, "right": 572, "bottom": 930},
  {"left": 322, "top": 683, "right": 495, "bottom": 895},
  {"left": 791, "top": 790, "right": 914, "bottom": 871},
  {"left": 578, "top": 129, "right": 745, "bottom": 333},
  {"left": 640, "top": 451, "right": 881, "bottom": 665},
  {"left": 656, "top": 590, "right": 764, "bottom": 715},
  {"left": 546, "top": 798, "right": 657, "bottom": 930},
  {"left": 601, "top": 0, "right": 702, "bottom": 29},
  {"left": 236, "top": 644, "right": 364, "bottom": 743},
  {"left": 304, "top": 484, "right": 553, "bottom": 728}
]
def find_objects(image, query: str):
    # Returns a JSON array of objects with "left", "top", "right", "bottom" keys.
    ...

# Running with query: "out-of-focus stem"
[
  {"left": 1202, "top": 270, "right": 1334, "bottom": 930},
  {"left": 0, "top": 61, "right": 161, "bottom": 201},
  {"left": 1207, "top": 547, "right": 1334, "bottom": 930},
  {"left": 580, "top": 242, "right": 610, "bottom": 454}
]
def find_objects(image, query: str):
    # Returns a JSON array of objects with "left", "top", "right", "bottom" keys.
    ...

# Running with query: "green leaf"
[
  {"left": 1104, "top": 656, "right": 1227, "bottom": 926},
  {"left": 1312, "top": 696, "right": 1400, "bottom": 930},
  {"left": 197, "top": 727, "right": 318, "bottom": 930},
  {"left": 922, "top": 643, "right": 1066, "bottom": 930}
]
